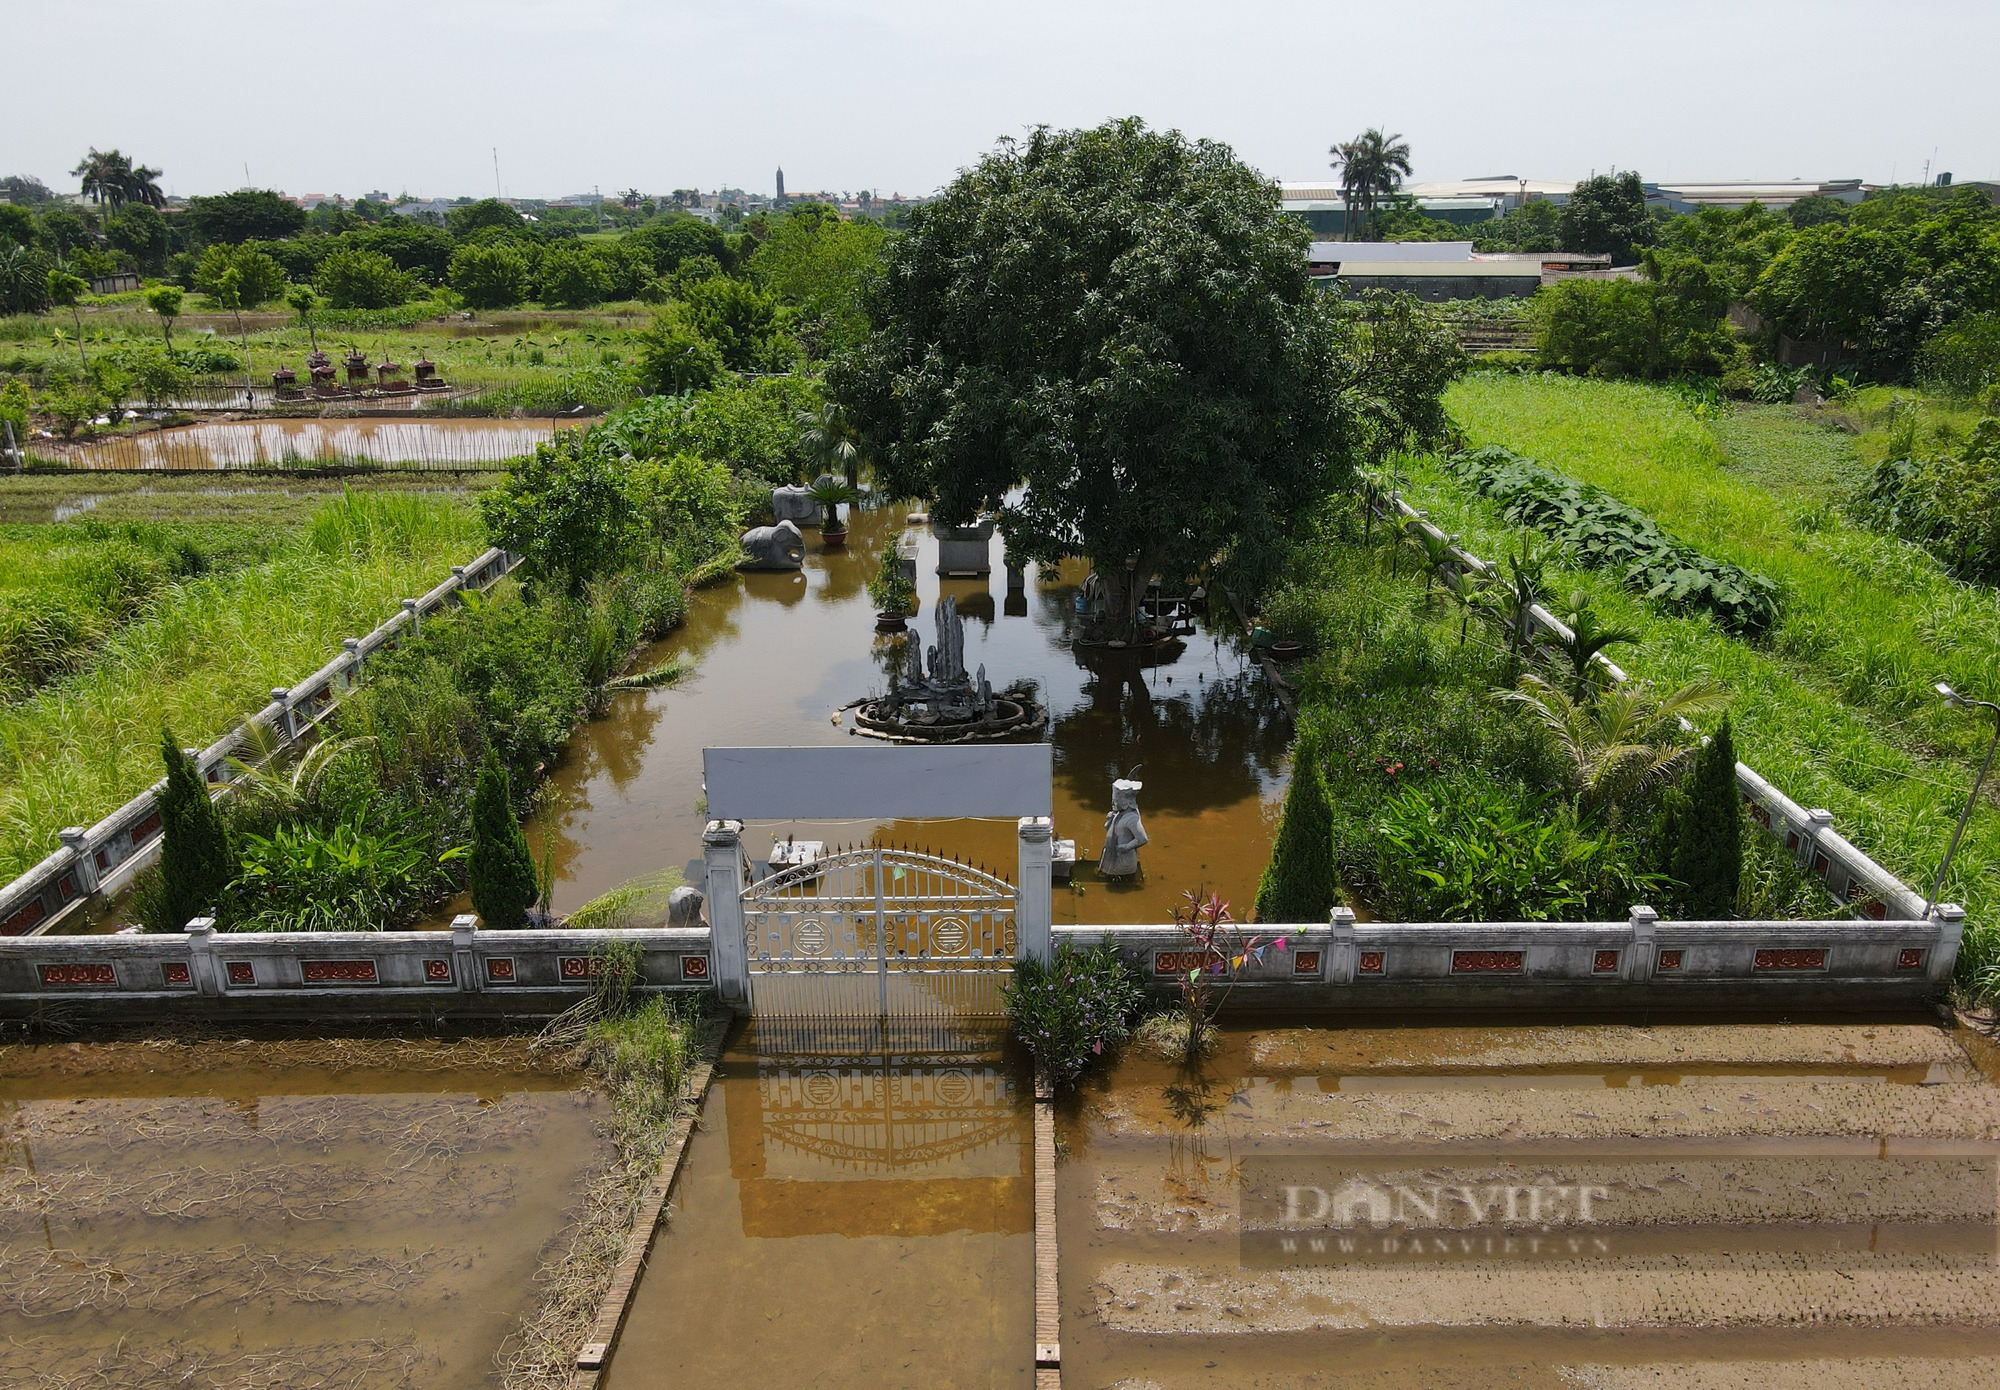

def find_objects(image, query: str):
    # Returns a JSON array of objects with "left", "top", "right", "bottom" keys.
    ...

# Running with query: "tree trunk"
[{"left": 70, "top": 306, "right": 89, "bottom": 374}]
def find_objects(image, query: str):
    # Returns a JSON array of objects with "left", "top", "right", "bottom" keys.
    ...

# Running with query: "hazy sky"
[{"left": 9, "top": 1, "right": 1997, "bottom": 201}]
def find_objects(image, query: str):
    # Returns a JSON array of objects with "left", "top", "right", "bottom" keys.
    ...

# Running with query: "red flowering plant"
[{"left": 1170, "top": 887, "right": 1288, "bottom": 1060}]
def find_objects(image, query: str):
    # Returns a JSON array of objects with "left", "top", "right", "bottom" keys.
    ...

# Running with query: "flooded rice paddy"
[
  {"left": 602, "top": 1022, "right": 1033, "bottom": 1389},
  {"left": 0, "top": 1036, "right": 605, "bottom": 1389},
  {"left": 62, "top": 417, "right": 573, "bottom": 470},
  {"left": 1056, "top": 1016, "right": 2000, "bottom": 1389},
  {"left": 513, "top": 500, "right": 1291, "bottom": 928}
]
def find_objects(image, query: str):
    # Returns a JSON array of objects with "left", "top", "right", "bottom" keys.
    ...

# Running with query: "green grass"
[
  {"left": 0, "top": 490, "right": 486, "bottom": 880},
  {"left": 1420, "top": 373, "right": 2000, "bottom": 988},
  {"left": 0, "top": 473, "right": 504, "bottom": 527}
]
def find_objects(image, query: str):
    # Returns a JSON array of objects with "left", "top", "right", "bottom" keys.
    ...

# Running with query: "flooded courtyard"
[
  {"left": 0, "top": 1036, "right": 606, "bottom": 1389},
  {"left": 515, "top": 500, "right": 1291, "bottom": 928}
]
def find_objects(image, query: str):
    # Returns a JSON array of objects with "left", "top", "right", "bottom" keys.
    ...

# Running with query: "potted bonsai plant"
[
  {"left": 805, "top": 475, "right": 858, "bottom": 546},
  {"left": 1260, "top": 582, "right": 1323, "bottom": 661},
  {"left": 868, "top": 545, "right": 916, "bottom": 631}
]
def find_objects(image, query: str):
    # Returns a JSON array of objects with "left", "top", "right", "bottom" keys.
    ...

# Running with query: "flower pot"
[
  {"left": 875, "top": 611, "right": 907, "bottom": 631},
  {"left": 821, "top": 525, "right": 848, "bottom": 547},
  {"left": 1271, "top": 638, "right": 1306, "bottom": 661}
]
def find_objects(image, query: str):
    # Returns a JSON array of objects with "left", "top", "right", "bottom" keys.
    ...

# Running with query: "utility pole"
[{"left": 493, "top": 148, "right": 503, "bottom": 200}]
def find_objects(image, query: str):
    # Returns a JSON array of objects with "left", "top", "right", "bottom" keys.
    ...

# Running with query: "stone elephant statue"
[{"left": 739, "top": 519, "right": 805, "bottom": 571}]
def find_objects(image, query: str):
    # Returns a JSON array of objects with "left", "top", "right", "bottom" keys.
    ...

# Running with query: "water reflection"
[{"left": 502, "top": 498, "right": 1290, "bottom": 924}]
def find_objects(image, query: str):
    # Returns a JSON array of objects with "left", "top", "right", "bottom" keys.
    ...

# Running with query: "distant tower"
[{"left": 775, "top": 167, "right": 786, "bottom": 205}]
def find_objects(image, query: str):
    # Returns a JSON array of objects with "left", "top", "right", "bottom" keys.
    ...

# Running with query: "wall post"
[
  {"left": 1016, "top": 817, "right": 1054, "bottom": 964},
  {"left": 704, "top": 821, "right": 749, "bottom": 1008},
  {"left": 1328, "top": 906, "right": 1358, "bottom": 984},
  {"left": 451, "top": 914, "right": 481, "bottom": 992},
  {"left": 1624, "top": 905, "right": 1658, "bottom": 982},
  {"left": 185, "top": 918, "right": 221, "bottom": 997},
  {"left": 58, "top": 828, "right": 99, "bottom": 894},
  {"left": 1931, "top": 903, "right": 1966, "bottom": 983}
]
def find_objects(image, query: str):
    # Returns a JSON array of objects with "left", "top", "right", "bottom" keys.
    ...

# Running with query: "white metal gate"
[{"left": 741, "top": 847, "right": 1017, "bottom": 1019}]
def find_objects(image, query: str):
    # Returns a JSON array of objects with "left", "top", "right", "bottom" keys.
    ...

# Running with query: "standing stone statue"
[{"left": 1099, "top": 778, "right": 1148, "bottom": 878}]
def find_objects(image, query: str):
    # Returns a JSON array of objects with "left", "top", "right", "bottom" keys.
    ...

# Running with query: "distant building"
[
  {"left": 1643, "top": 178, "right": 1864, "bottom": 213},
  {"left": 775, "top": 167, "right": 786, "bottom": 205},
  {"left": 393, "top": 199, "right": 454, "bottom": 223},
  {"left": 1305, "top": 240, "right": 1612, "bottom": 300}
]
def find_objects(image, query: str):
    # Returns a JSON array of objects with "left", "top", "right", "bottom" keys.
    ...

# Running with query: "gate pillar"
[
  {"left": 1017, "top": 817, "right": 1054, "bottom": 964},
  {"left": 704, "top": 820, "right": 750, "bottom": 1008}
]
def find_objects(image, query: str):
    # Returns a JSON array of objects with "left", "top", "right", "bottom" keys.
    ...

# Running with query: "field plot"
[
  {"left": 0, "top": 1036, "right": 606, "bottom": 1390},
  {"left": 0, "top": 481, "right": 486, "bottom": 880},
  {"left": 1426, "top": 374, "right": 2000, "bottom": 982},
  {"left": 1060, "top": 1019, "right": 2000, "bottom": 1389}
]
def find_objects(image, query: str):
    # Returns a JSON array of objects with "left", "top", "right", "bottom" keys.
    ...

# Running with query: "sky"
[{"left": 8, "top": 0, "right": 1999, "bottom": 201}]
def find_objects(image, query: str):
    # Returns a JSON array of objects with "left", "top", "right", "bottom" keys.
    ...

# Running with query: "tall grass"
[
  {"left": 1401, "top": 445, "right": 2000, "bottom": 990},
  {"left": 0, "top": 492, "right": 484, "bottom": 879}
]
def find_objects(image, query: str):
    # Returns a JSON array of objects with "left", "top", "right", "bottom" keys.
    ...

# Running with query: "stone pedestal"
[{"left": 932, "top": 517, "right": 996, "bottom": 577}]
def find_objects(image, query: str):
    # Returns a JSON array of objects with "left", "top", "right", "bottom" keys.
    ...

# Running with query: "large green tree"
[
  {"left": 834, "top": 118, "right": 1354, "bottom": 641},
  {"left": 184, "top": 189, "right": 307, "bottom": 245},
  {"left": 1558, "top": 171, "right": 1656, "bottom": 265},
  {"left": 1330, "top": 127, "right": 1413, "bottom": 241}
]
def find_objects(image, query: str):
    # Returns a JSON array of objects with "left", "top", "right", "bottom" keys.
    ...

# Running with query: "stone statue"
[
  {"left": 1099, "top": 778, "right": 1148, "bottom": 878},
  {"left": 738, "top": 520, "right": 805, "bottom": 571},
  {"left": 932, "top": 595, "right": 966, "bottom": 683},
  {"left": 667, "top": 884, "right": 706, "bottom": 927},
  {"left": 771, "top": 484, "right": 816, "bottom": 525}
]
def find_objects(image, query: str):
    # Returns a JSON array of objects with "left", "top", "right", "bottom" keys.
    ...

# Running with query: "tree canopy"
[
  {"left": 1558, "top": 172, "right": 1656, "bottom": 266},
  {"left": 834, "top": 118, "right": 1356, "bottom": 638},
  {"left": 184, "top": 189, "right": 308, "bottom": 245}
]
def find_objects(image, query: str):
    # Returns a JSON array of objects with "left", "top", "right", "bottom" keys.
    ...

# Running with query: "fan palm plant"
[
  {"left": 1539, "top": 590, "right": 1640, "bottom": 700},
  {"left": 799, "top": 401, "right": 865, "bottom": 486},
  {"left": 804, "top": 474, "right": 858, "bottom": 530},
  {"left": 1495, "top": 673, "right": 1730, "bottom": 818}
]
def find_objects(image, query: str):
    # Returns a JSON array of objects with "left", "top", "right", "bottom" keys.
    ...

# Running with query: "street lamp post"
[{"left": 1926, "top": 682, "right": 2000, "bottom": 916}]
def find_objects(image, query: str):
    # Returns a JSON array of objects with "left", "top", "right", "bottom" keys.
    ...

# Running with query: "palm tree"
[
  {"left": 798, "top": 400, "right": 865, "bottom": 486},
  {"left": 1473, "top": 539, "right": 1549, "bottom": 676},
  {"left": 1495, "top": 674, "right": 1730, "bottom": 818},
  {"left": 72, "top": 149, "right": 134, "bottom": 208},
  {"left": 620, "top": 188, "right": 642, "bottom": 210},
  {"left": 1539, "top": 590, "right": 1640, "bottom": 700},
  {"left": 1329, "top": 128, "right": 1413, "bottom": 241},
  {"left": 122, "top": 162, "right": 166, "bottom": 209}
]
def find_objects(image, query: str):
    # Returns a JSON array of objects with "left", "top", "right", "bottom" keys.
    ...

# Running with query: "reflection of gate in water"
[{"left": 741, "top": 848, "right": 1016, "bottom": 1019}]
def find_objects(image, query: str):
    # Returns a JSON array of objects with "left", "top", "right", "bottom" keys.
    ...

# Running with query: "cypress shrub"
[
  {"left": 1255, "top": 729, "right": 1339, "bottom": 923},
  {"left": 1668, "top": 715, "right": 1742, "bottom": 918},
  {"left": 469, "top": 747, "right": 539, "bottom": 929},
  {"left": 157, "top": 727, "right": 232, "bottom": 931}
]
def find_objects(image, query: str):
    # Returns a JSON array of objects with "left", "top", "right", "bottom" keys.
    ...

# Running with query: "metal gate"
[{"left": 741, "top": 847, "right": 1017, "bottom": 1019}]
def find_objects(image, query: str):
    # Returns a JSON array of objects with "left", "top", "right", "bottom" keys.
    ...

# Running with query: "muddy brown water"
[
  {"left": 602, "top": 1021, "right": 1034, "bottom": 1389},
  {"left": 483, "top": 500, "right": 1290, "bottom": 929},
  {"left": 0, "top": 1037, "right": 605, "bottom": 1389},
  {"left": 62, "top": 416, "right": 575, "bottom": 470},
  {"left": 1056, "top": 1018, "right": 2000, "bottom": 1389}
]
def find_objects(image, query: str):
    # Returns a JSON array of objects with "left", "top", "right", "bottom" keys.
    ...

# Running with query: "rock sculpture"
[
  {"left": 771, "top": 484, "right": 816, "bottom": 525},
  {"left": 1099, "top": 778, "right": 1148, "bottom": 878},
  {"left": 667, "top": 884, "right": 706, "bottom": 927},
  {"left": 853, "top": 596, "right": 1047, "bottom": 743},
  {"left": 738, "top": 519, "right": 805, "bottom": 571}
]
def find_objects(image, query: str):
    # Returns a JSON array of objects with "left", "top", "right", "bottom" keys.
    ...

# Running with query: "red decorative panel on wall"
[
  {"left": 1866, "top": 902, "right": 1889, "bottom": 921},
  {"left": 1294, "top": 951, "right": 1322, "bottom": 975},
  {"left": 227, "top": 961, "right": 256, "bottom": 985},
  {"left": 1811, "top": 852, "right": 1832, "bottom": 881},
  {"left": 56, "top": 873, "right": 78, "bottom": 903},
  {"left": 559, "top": 956, "right": 603, "bottom": 980},
  {"left": 1754, "top": 948, "right": 1827, "bottom": 971},
  {"left": 1153, "top": 949, "right": 1213, "bottom": 976},
  {"left": 1451, "top": 950, "right": 1524, "bottom": 973},
  {"left": 1592, "top": 950, "right": 1620, "bottom": 973},
  {"left": 1897, "top": 948, "right": 1925, "bottom": 970},
  {"left": 162, "top": 961, "right": 192, "bottom": 986},
  {"left": 3, "top": 900, "right": 47, "bottom": 936},
  {"left": 486, "top": 957, "right": 516, "bottom": 983},
  {"left": 1357, "top": 951, "right": 1384, "bottom": 974},
  {"left": 1656, "top": 949, "right": 1684, "bottom": 972},
  {"left": 129, "top": 810, "right": 163, "bottom": 844},
  {"left": 39, "top": 962, "right": 115, "bottom": 986},
  {"left": 424, "top": 958, "right": 452, "bottom": 982},
  {"left": 680, "top": 954, "right": 710, "bottom": 980},
  {"left": 302, "top": 959, "right": 379, "bottom": 984}
]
